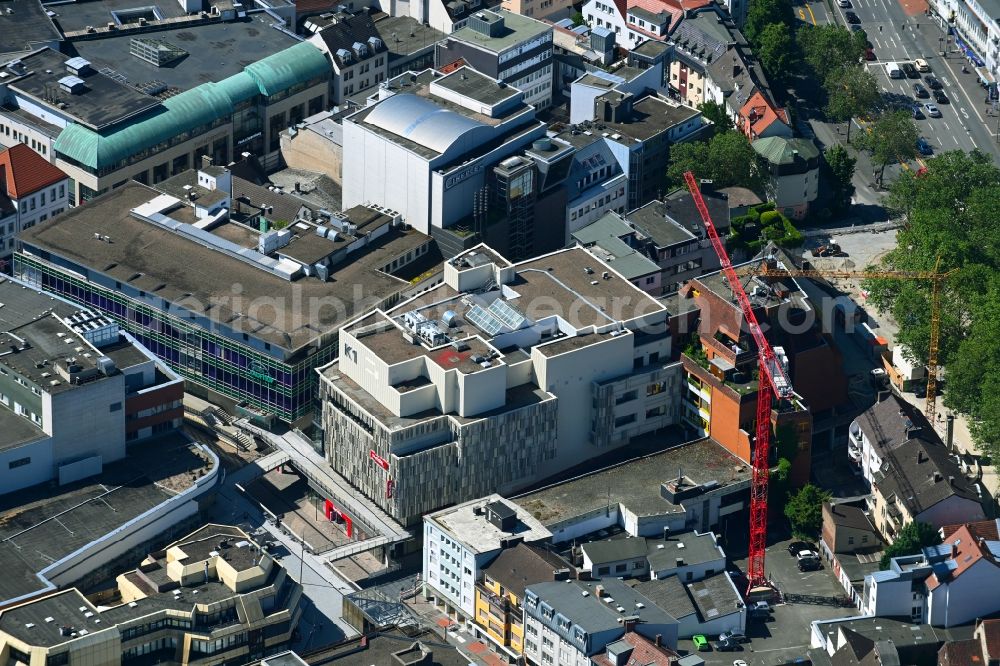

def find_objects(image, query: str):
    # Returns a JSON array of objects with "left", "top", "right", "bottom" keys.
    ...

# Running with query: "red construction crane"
[{"left": 683, "top": 171, "right": 793, "bottom": 593}]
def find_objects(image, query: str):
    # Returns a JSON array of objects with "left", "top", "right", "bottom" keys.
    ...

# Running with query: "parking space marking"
[{"left": 954, "top": 135, "right": 961, "bottom": 144}]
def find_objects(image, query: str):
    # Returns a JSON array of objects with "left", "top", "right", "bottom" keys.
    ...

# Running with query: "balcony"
[{"left": 477, "top": 583, "right": 512, "bottom": 618}]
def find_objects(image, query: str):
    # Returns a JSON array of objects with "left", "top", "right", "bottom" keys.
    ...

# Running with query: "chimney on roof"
[
  {"left": 952, "top": 542, "right": 959, "bottom": 558},
  {"left": 201, "top": 155, "right": 214, "bottom": 170},
  {"left": 949, "top": 475, "right": 956, "bottom": 486},
  {"left": 655, "top": 634, "right": 662, "bottom": 647},
  {"left": 595, "top": 585, "right": 605, "bottom": 598},
  {"left": 918, "top": 449, "right": 926, "bottom": 464}
]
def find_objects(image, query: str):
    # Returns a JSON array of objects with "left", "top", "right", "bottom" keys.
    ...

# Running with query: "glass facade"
[{"left": 16, "top": 254, "right": 335, "bottom": 421}]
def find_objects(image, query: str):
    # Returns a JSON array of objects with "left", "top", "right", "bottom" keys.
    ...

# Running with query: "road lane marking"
[
  {"left": 799, "top": 7, "right": 806, "bottom": 20},
  {"left": 961, "top": 107, "right": 969, "bottom": 119},
  {"left": 807, "top": 4, "right": 817, "bottom": 23},
  {"left": 943, "top": 121, "right": 950, "bottom": 130}
]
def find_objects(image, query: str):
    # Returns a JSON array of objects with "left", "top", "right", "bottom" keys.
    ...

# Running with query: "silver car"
[{"left": 924, "top": 103, "right": 942, "bottom": 118}]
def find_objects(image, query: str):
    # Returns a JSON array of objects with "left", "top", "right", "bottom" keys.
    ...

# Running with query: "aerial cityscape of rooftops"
[{"left": 1, "top": 0, "right": 999, "bottom": 660}]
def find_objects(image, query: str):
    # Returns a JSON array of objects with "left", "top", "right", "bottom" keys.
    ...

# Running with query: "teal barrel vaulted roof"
[{"left": 53, "top": 42, "right": 330, "bottom": 171}]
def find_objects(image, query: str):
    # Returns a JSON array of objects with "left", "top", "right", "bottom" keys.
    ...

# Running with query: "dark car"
[
  {"left": 720, "top": 631, "right": 749, "bottom": 644},
  {"left": 913, "top": 82, "right": 929, "bottom": 98},
  {"left": 788, "top": 541, "right": 815, "bottom": 556},
  {"left": 933, "top": 89, "right": 949, "bottom": 104},
  {"left": 925, "top": 75, "right": 942, "bottom": 89},
  {"left": 917, "top": 137, "right": 933, "bottom": 156},
  {"left": 902, "top": 62, "right": 920, "bottom": 78},
  {"left": 845, "top": 10, "right": 861, "bottom": 23},
  {"left": 799, "top": 558, "right": 823, "bottom": 572},
  {"left": 911, "top": 104, "right": 925, "bottom": 119},
  {"left": 714, "top": 639, "right": 741, "bottom": 652},
  {"left": 865, "top": 46, "right": 876, "bottom": 61}
]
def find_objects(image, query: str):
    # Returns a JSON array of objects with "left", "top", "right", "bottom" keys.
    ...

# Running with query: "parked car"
[
  {"left": 845, "top": 10, "right": 861, "bottom": 23},
  {"left": 720, "top": 630, "right": 749, "bottom": 644},
  {"left": 925, "top": 74, "right": 942, "bottom": 89},
  {"left": 916, "top": 137, "right": 933, "bottom": 155},
  {"left": 924, "top": 102, "right": 942, "bottom": 117},
  {"left": 693, "top": 635, "right": 710, "bottom": 651},
  {"left": 799, "top": 557, "right": 823, "bottom": 572},
  {"left": 933, "top": 89, "right": 949, "bottom": 104},
  {"left": 902, "top": 62, "right": 920, "bottom": 78},
  {"left": 838, "top": 0, "right": 851, "bottom": 5},
  {"left": 749, "top": 601, "right": 773, "bottom": 620},
  {"left": 915, "top": 58, "right": 930, "bottom": 72},
  {"left": 715, "top": 638, "right": 741, "bottom": 651},
  {"left": 911, "top": 104, "right": 925, "bottom": 119},
  {"left": 913, "top": 82, "right": 929, "bottom": 98},
  {"left": 788, "top": 541, "right": 815, "bottom": 556},
  {"left": 796, "top": 549, "right": 820, "bottom": 562},
  {"left": 865, "top": 46, "right": 876, "bottom": 61}
]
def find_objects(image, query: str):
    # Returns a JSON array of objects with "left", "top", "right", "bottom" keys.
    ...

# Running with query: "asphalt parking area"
[{"left": 689, "top": 538, "right": 854, "bottom": 665}]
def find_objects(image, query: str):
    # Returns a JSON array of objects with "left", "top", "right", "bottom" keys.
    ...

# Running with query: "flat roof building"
[
  {"left": 0, "top": 0, "right": 62, "bottom": 62},
  {"left": 0, "top": 39, "right": 331, "bottom": 204},
  {"left": 319, "top": 243, "right": 685, "bottom": 524},
  {"left": 0, "top": 524, "right": 302, "bottom": 665},
  {"left": 0, "top": 275, "right": 183, "bottom": 494},
  {"left": 436, "top": 9, "right": 554, "bottom": 108},
  {"left": 16, "top": 170, "right": 433, "bottom": 423},
  {"left": 342, "top": 67, "right": 553, "bottom": 258}
]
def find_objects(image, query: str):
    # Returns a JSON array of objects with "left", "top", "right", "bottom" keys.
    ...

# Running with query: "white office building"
[{"left": 423, "top": 495, "right": 551, "bottom": 618}]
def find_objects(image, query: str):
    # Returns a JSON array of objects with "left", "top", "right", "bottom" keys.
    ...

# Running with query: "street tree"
[
  {"left": 853, "top": 109, "right": 918, "bottom": 185},
  {"left": 824, "top": 144, "right": 857, "bottom": 212},
  {"left": 756, "top": 23, "right": 799, "bottom": 84},
  {"left": 825, "top": 66, "right": 881, "bottom": 142},
  {"left": 865, "top": 150, "right": 1000, "bottom": 459},
  {"left": 697, "top": 100, "right": 734, "bottom": 132},
  {"left": 879, "top": 522, "right": 942, "bottom": 569},
  {"left": 797, "top": 24, "right": 867, "bottom": 82},
  {"left": 667, "top": 130, "right": 765, "bottom": 191},
  {"left": 744, "top": 0, "right": 794, "bottom": 45},
  {"left": 784, "top": 483, "right": 831, "bottom": 539}
]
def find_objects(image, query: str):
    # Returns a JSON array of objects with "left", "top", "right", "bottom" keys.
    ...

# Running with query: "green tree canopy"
[
  {"left": 866, "top": 150, "right": 1000, "bottom": 458},
  {"left": 697, "top": 100, "right": 734, "bottom": 132},
  {"left": 784, "top": 483, "right": 831, "bottom": 538},
  {"left": 797, "top": 24, "right": 867, "bottom": 82},
  {"left": 825, "top": 66, "right": 881, "bottom": 142},
  {"left": 879, "top": 522, "right": 942, "bottom": 569},
  {"left": 824, "top": 144, "right": 857, "bottom": 213},
  {"left": 667, "top": 130, "right": 765, "bottom": 192},
  {"left": 853, "top": 110, "right": 918, "bottom": 185},
  {"left": 756, "top": 23, "right": 799, "bottom": 83},
  {"left": 744, "top": 0, "right": 794, "bottom": 45}
]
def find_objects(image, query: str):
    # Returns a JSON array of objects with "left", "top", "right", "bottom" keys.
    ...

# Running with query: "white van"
[{"left": 886, "top": 62, "right": 903, "bottom": 78}]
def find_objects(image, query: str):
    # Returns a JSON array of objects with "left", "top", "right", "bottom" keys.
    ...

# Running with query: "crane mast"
[{"left": 683, "top": 172, "right": 792, "bottom": 592}]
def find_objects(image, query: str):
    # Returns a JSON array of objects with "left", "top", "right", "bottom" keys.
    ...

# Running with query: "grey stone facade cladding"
[{"left": 322, "top": 381, "right": 559, "bottom": 525}]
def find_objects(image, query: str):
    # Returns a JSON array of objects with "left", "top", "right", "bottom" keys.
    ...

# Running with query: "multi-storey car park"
[
  {"left": 15, "top": 170, "right": 434, "bottom": 424},
  {"left": 318, "top": 243, "right": 686, "bottom": 525}
]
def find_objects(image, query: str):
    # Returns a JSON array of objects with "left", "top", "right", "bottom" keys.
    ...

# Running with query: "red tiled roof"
[
  {"left": 942, "top": 519, "right": 999, "bottom": 542},
  {"left": 625, "top": 0, "right": 706, "bottom": 34},
  {"left": 438, "top": 58, "right": 468, "bottom": 74},
  {"left": 977, "top": 618, "right": 1000, "bottom": 659},
  {"left": 0, "top": 144, "right": 67, "bottom": 199},
  {"left": 928, "top": 524, "right": 996, "bottom": 591},
  {"left": 738, "top": 90, "right": 788, "bottom": 139},
  {"left": 939, "top": 638, "right": 984, "bottom": 666},
  {"left": 591, "top": 632, "right": 679, "bottom": 666}
]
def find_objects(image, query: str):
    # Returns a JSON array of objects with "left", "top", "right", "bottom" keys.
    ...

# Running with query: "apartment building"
[
  {"left": 848, "top": 393, "right": 934, "bottom": 486},
  {"left": 0, "top": 276, "right": 183, "bottom": 494},
  {"left": 678, "top": 254, "right": 821, "bottom": 484},
  {"left": 318, "top": 243, "right": 684, "bottom": 524},
  {"left": 939, "top": 618, "right": 1000, "bottom": 665},
  {"left": 551, "top": 22, "right": 617, "bottom": 95},
  {"left": 752, "top": 136, "right": 819, "bottom": 221},
  {"left": 0, "top": 42, "right": 329, "bottom": 204},
  {"left": 0, "top": 524, "right": 302, "bottom": 665},
  {"left": 0, "top": 144, "right": 70, "bottom": 257},
  {"left": 423, "top": 495, "right": 551, "bottom": 619},
  {"left": 862, "top": 523, "right": 1000, "bottom": 627},
  {"left": 522, "top": 578, "right": 678, "bottom": 665},
  {"left": 583, "top": 0, "right": 710, "bottom": 50},
  {"left": 502, "top": 0, "right": 573, "bottom": 20},
  {"left": 869, "top": 438, "right": 985, "bottom": 541},
  {"left": 16, "top": 171, "right": 431, "bottom": 423},
  {"left": 435, "top": 10, "right": 554, "bottom": 108},
  {"left": 308, "top": 14, "right": 390, "bottom": 105},
  {"left": 476, "top": 543, "right": 573, "bottom": 658},
  {"left": 668, "top": 10, "right": 736, "bottom": 107}
]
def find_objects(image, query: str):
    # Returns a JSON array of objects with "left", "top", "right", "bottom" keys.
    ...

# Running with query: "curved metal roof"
[
  {"left": 244, "top": 41, "right": 330, "bottom": 97},
  {"left": 363, "top": 94, "right": 489, "bottom": 155},
  {"left": 54, "top": 43, "right": 330, "bottom": 170}
]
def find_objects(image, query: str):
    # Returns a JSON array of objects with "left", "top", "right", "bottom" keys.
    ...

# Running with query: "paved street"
[{"left": 827, "top": 0, "right": 1000, "bottom": 160}]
